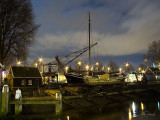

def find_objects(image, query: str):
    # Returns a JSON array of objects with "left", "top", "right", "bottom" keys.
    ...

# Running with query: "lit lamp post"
[
  {"left": 107, "top": 67, "right": 110, "bottom": 73},
  {"left": 85, "top": 65, "right": 89, "bottom": 75},
  {"left": 125, "top": 63, "right": 129, "bottom": 67},
  {"left": 90, "top": 66, "right": 93, "bottom": 71},
  {"left": 138, "top": 67, "right": 141, "bottom": 73},
  {"left": 77, "top": 61, "right": 82, "bottom": 74},
  {"left": 17, "top": 60, "right": 22, "bottom": 66},
  {"left": 119, "top": 68, "right": 122, "bottom": 74},
  {"left": 96, "top": 62, "right": 99, "bottom": 71},
  {"left": 101, "top": 66, "right": 104, "bottom": 71},
  {"left": 35, "top": 63, "right": 38, "bottom": 68},
  {"left": 65, "top": 66, "right": 69, "bottom": 73},
  {"left": 38, "top": 57, "right": 43, "bottom": 73},
  {"left": 85, "top": 65, "right": 89, "bottom": 71},
  {"left": 142, "top": 70, "right": 145, "bottom": 74},
  {"left": 125, "top": 62, "right": 129, "bottom": 73}
]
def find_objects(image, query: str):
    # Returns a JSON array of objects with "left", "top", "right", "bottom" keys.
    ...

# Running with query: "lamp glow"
[
  {"left": 39, "top": 57, "right": 43, "bottom": 62},
  {"left": 125, "top": 63, "right": 129, "bottom": 67},
  {"left": 96, "top": 62, "right": 99, "bottom": 66},
  {"left": 35, "top": 63, "right": 38, "bottom": 67},
  {"left": 77, "top": 61, "right": 82, "bottom": 66},
  {"left": 17, "top": 61, "right": 22, "bottom": 66},
  {"left": 85, "top": 65, "right": 89, "bottom": 70}
]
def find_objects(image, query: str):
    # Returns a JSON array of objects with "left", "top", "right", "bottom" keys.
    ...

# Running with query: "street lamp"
[
  {"left": 38, "top": 57, "right": 43, "bottom": 73},
  {"left": 125, "top": 63, "right": 129, "bottom": 67},
  {"left": 138, "top": 67, "right": 141, "bottom": 73},
  {"left": 85, "top": 65, "right": 89, "bottom": 71},
  {"left": 96, "top": 62, "right": 99, "bottom": 71},
  {"left": 35, "top": 63, "right": 38, "bottom": 68},
  {"left": 119, "top": 68, "right": 122, "bottom": 73},
  {"left": 142, "top": 70, "right": 145, "bottom": 74},
  {"left": 101, "top": 66, "right": 104, "bottom": 71},
  {"left": 77, "top": 61, "right": 82, "bottom": 66},
  {"left": 17, "top": 60, "right": 22, "bottom": 66},
  {"left": 96, "top": 62, "right": 99, "bottom": 66},
  {"left": 107, "top": 67, "right": 110, "bottom": 73},
  {"left": 77, "top": 61, "right": 82, "bottom": 74},
  {"left": 39, "top": 57, "right": 43, "bottom": 63},
  {"left": 65, "top": 66, "right": 69, "bottom": 73},
  {"left": 90, "top": 66, "right": 93, "bottom": 71}
]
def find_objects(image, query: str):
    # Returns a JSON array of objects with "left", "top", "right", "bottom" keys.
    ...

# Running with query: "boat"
[
  {"left": 65, "top": 72, "right": 84, "bottom": 83},
  {"left": 64, "top": 12, "right": 94, "bottom": 84},
  {"left": 60, "top": 12, "right": 125, "bottom": 85}
]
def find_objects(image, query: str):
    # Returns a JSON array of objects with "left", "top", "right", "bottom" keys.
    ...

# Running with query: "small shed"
[{"left": 7, "top": 66, "right": 42, "bottom": 88}]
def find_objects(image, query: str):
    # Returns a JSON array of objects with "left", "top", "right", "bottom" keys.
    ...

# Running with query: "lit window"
[
  {"left": 28, "top": 79, "right": 32, "bottom": 85},
  {"left": 21, "top": 79, "right": 26, "bottom": 85}
]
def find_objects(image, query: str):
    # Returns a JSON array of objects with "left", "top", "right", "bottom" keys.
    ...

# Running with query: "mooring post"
[
  {"left": 0, "top": 64, "right": 4, "bottom": 116},
  {"left": 1, "top": 84, "right": 9, "bottom": 116},
  {"left": 15, "top": 102, "right": 22, "bottom": 115},
  {"left": 55, "top": 90, "right": 62, "bottom": 115}
]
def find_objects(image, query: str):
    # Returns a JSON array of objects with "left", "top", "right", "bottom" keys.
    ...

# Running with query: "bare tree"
[
  {"left": 107, "top": 60, "right": 119, "bottom": 72},
  {"left": 138, "top": 63, "right": 147, "bottom": 70},
  {"left": 147, "top": 40, "right": 160, "bottom": 64},
  {"left": 0, "top": 0, "right": 39, "bottom": 67},
  {"left": 124, "top": 63, "right": 134, "bottom": 73}
]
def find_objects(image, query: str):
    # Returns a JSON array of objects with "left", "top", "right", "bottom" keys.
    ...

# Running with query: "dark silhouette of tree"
[
  {"left": 124, "top": 63, "right": 134, "bottom": 73},
  {"left": 138, "top": 63, "right": 147, "bottom": 70},
  {"left": 147, "top": 40, "right": 160, "bottom": 64},
  {"left": 107, "top": 60, "right": 119, "bottom": 72},
  {"left": 0, "top": 0, "right": 39, "bottom": 66}
]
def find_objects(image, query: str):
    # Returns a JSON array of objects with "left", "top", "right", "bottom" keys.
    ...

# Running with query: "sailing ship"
[
  {"left": 65, "top": 12, "right": 94, "bottom": 84},
  {"left": 62, "top": 12, "right": 125, "bottom": 85}
]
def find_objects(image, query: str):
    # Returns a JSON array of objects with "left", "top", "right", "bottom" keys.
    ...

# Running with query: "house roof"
[
  {"left": 146, "top": 67, "right": 160, "bottom": 75},
  {"left": 11, "top": 66, "right": 42, "bottom": 78},
  {"left": 149, "top": 67, "right": 159, "bottom": 72}
]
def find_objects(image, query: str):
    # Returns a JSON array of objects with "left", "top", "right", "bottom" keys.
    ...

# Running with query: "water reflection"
[
  {"left": 132, "top": 102, "right": 136, "bottom": 117},
  {"left": 67, "top": 116, "right": 70, "bottom": 120},
  {"left": 141, "top": 102, "right": 144, "bottom": 111},
  {"left": 15, "top": 103, "right": 22, "bottom": 114},
  {"left": 158, "top": 102, "right": 160, "bottom": 111},
  {"left": 128, "top": 108, "right": 132, "bottom": 120},
  {"left": 1, "top": 97, "right": 160, "bottom": 120}
]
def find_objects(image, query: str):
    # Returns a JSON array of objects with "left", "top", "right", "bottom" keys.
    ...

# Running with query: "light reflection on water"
[
  {"left": 128, "top": 101, "right": 160, "bottom": 120},
  {"left": 158, "top": 101, "right": 160, "bottom": 111},
  {"left": 132, "top": 102, "right": 136, "bottom": 117},
  {"left": 128, "top": 108, "right": 132, "bottom": 120},
  {"left": 67, "top": 116, "right": 70, "bottom": 120},
  {"left": 3, "top": 100, "right": 160, "bottom": 120}
]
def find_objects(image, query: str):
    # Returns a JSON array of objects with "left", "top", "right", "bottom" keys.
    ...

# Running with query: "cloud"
[{"left": 29, "top": 0, "right": 160, "bottom": 65}]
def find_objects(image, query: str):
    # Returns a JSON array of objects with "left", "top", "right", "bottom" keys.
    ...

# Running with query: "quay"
[{"left": 1, "top": 74, "right": 160, "bottom": 119}]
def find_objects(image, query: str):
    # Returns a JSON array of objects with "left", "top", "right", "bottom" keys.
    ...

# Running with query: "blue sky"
[{"left": 29, "top": 0, "right": 160, "bottom": 68}]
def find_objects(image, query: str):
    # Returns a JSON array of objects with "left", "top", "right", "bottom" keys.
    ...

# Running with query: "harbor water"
[{"left": 2, "top": 98, "right": 160, "bottom": 120}]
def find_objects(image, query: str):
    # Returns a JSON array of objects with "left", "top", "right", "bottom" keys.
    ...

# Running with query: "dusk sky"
[{"left": 29, "top": 0, "right": 160, "bottom": 68}]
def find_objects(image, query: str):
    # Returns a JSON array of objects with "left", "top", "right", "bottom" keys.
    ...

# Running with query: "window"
[
  {"left": 28, "top": 79, "right": 32, "bottom": 85},
  {"left": 21, "top": 79, "right": 26, "bottom": 85}
]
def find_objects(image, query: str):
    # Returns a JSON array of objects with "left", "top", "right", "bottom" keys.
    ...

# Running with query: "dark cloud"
[{"left": 29, "top": 0, "right": 160, "bottom": 66}]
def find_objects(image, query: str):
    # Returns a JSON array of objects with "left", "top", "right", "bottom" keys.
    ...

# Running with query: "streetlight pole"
[
  {"left": 96, "top": 62, "right": 99, "bottom": 72},
  {"left": 107, "top": 67, "right": 110, "bottom": 73},
  {"left": 77, "top": 61, "right": 82, "bottom": 74}
]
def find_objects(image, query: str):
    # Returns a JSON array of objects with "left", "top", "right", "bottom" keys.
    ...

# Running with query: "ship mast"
[{"left": 88, "top": 12, "right": 91, "bottom": 68}]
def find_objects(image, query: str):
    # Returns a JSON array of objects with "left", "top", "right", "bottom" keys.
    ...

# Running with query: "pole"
[
  {"left": 88, "top": 12, "right": 91, "bottom": 68},
  {"left": 0, "top": 68, "right": 2, "bottom": 116},
  {"left": 0, "top": 64, "right": 4, "bottom": 116}
]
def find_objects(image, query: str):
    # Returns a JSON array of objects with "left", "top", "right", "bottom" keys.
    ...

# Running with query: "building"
[
  {"left": 7, "top": 66, "right": 42, "bottom": 89},
  {"left": 144, "top": 67, "right": 159, "bottom": 81}
]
